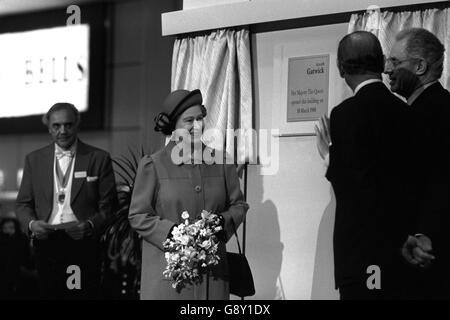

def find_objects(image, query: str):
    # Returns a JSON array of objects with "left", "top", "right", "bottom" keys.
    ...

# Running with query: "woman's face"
[{"left": 174, "top": 105, "right": 205, "bottom": 144}]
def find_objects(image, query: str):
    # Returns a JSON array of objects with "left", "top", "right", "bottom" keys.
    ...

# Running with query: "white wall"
[{"left": 246, "top": 23, "right": 352, "bottom": 299}]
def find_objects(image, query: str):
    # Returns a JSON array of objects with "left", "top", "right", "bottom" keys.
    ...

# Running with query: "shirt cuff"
[
  {"left": 28, "top": 220, "right": 35, "bottom": 232},
  {"left": 414, "top": 233, "right": 425, "bottom": 238}
]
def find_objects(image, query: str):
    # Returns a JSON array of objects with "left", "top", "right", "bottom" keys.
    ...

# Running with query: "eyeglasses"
[{"left": 385, "top": 57, "right": 418, "bottom": 68}]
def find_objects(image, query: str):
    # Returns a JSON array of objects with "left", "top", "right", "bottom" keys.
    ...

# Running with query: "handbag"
[{"left": 227, "top": 219, "right": 255, "bottom": 298}]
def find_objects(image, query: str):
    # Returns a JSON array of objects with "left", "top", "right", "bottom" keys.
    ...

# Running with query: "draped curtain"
[
  {"left": 171, "top": 28, "right": 253, "bottom": 161},
  {"left": 348, "top": 7, "right": 450, "bottom": 91}
]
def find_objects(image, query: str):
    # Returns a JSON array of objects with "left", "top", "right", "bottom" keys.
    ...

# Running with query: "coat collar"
[
  {"left": 408, "top": 80, "right": 441, "bottom": 106},
  {"left": 42, "top": 144, "right": 55, "bottom": 207},
  {"left": 353, "top": 78, "right": 383, "bottom": 96}
]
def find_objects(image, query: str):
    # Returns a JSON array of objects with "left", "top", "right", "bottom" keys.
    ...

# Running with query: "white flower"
[
  {"left": 201, "top": 210, "right": 210, "bottom": 219},
  {"left": 162, "top": 209, "right": 224, "bottom": 291},
  {"left": 180, "top": 235, "right": 190, "bottom": 246},
  {"left": 200, "top": 240, "right": 211, "bottom": 249},
  {"left": 181, "top": 211, "right": 190, "bottom": 220},
  {"left": 196, "top": 220, "right": 205, "bottom": 229},
  {"left": 189, "top": 224, "right": 200, "bottom": 236},
  {"left": 198, "top": 250, "right": 206, "bottom": 260}
]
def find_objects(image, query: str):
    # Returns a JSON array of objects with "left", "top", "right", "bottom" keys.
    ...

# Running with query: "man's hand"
[
  {"left": 401, "top": 235, "right": 435, "bottom": 268},
  {"left": 65, "top": 221, "right": 93, "bottom": 240},
  {"left": 314, "top": 114, "right": 331, "bottom": 160},
  {"left": 30, "top": 220, "right": 55, "bottom": 240}
]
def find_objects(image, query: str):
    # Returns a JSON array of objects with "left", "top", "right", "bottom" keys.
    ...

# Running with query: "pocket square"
[{"left": 86, "top": 176, "right": 98, "bottom": 182}]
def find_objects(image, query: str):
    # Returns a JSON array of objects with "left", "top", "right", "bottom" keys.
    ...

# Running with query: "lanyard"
[{"left": 55, "top": 156, "right": 74, "bottom": 203}]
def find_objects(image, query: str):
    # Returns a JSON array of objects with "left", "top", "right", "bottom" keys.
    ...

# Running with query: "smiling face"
[
  {"left": 384, "top": 38, "right": 421, "bottom": 97},
  {"left": 174, "top": 105, "right": 205, "bottom": 144},
  {"left": 48, "top": 109, "right": 79, "bottom": 150}
]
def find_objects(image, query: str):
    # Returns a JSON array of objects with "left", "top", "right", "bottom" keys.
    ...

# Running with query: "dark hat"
[{"left": 154, "top": 89, "right": 205, "bottom": 135}]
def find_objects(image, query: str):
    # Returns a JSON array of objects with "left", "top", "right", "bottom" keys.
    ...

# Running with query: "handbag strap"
[
  {"left": 230, "top": 217, "right": 243, "bottom": 255},
  {"left": 223, "top": 163, "right": 245, "bottom": 256}
]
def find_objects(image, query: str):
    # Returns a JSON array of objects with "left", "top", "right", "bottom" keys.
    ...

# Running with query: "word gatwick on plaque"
[{"left": 287, "top": 54, "right": 329, "bottom": 122}]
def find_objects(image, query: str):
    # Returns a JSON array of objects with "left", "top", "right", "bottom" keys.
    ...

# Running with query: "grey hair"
[
  {"left": 396, "top": 28, "right": 445, "bottom": 80},
  {"left": 42, "top": 102, "right": 81, "bottom": 127}
]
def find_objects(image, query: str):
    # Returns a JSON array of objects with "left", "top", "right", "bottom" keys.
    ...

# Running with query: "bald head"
[{"left": 337, "top": 31, "right": 384, "bottom": 76}]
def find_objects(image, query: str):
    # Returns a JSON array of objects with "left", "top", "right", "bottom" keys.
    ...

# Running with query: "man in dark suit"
[
  {"left": 319, "top": 31, "right": 411, "bottom": 299},
  {"left": 385, "top": 28, "right": 450, "bottom": 299},
  {"left": 16, "top": 103, "right": 117, "bottom": 299}
]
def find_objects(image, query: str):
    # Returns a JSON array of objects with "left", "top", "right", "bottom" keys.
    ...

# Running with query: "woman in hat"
[{"left": 128, "top": 89, "right": 249, "bottom": 300}]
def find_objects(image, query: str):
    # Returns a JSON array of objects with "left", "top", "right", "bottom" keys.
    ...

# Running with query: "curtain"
[
  {"left": 348, "top": 8, "right": 450, "bottom": 91},
  {"left": 171, "top": 28, "right": 253, "bottom": 162}
]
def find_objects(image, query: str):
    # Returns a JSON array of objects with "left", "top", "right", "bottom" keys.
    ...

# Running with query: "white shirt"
[
  {"left": 48, "top": 143, "right": 79, "bottom": 225},
  {"left": 353, "top": 78, "right": 383, "bottom": 95}
]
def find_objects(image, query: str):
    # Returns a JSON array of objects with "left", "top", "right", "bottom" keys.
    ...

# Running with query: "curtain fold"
[
  {"left": 171, "top": 29, "right": 253, "bottom": 161},
  {"left": 348, "top": 8, "right": 450, "bottom": 90}
]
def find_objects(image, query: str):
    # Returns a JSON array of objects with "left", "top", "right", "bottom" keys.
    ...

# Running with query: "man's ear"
[
  {"left": 415, "top": 58, "right": 428, "bottom": 76},
  {"left": 337, "top": 62, "right": 345, "bottom": 78}
]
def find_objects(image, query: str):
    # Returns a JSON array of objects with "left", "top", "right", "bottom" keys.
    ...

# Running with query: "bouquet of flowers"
[{"left": 162, "top": 210, "right": 223, "bottom": 292}]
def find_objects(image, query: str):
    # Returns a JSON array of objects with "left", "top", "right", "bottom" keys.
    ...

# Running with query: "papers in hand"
[{"left": 50, "top": 221, "right": 78, "bottom": 230}]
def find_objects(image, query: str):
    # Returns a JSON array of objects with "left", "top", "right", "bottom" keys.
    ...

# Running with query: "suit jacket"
[
  {"left": 16, "top": 140, "right": 117, "bottom": 238},
  {"left": 409, "top": 82, "right": 450, "bottom": 268},
  {"left": 326, "top": 82, "right": 412, "bottom": 289}
]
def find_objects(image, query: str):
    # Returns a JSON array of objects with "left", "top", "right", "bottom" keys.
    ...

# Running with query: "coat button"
[{"left": 195, "top": 185, "right": 202, "bottom": 192}]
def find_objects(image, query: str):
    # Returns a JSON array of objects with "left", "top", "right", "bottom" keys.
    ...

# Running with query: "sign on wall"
[
  {"left": 0, "top": 25, "right": 89, "bottom": 118},
  {"left": 286, "top": 55, "right": 329, "bottom": 122},
  {"left": 272, "top": 43, "right": 338, "bottom": 136}
]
